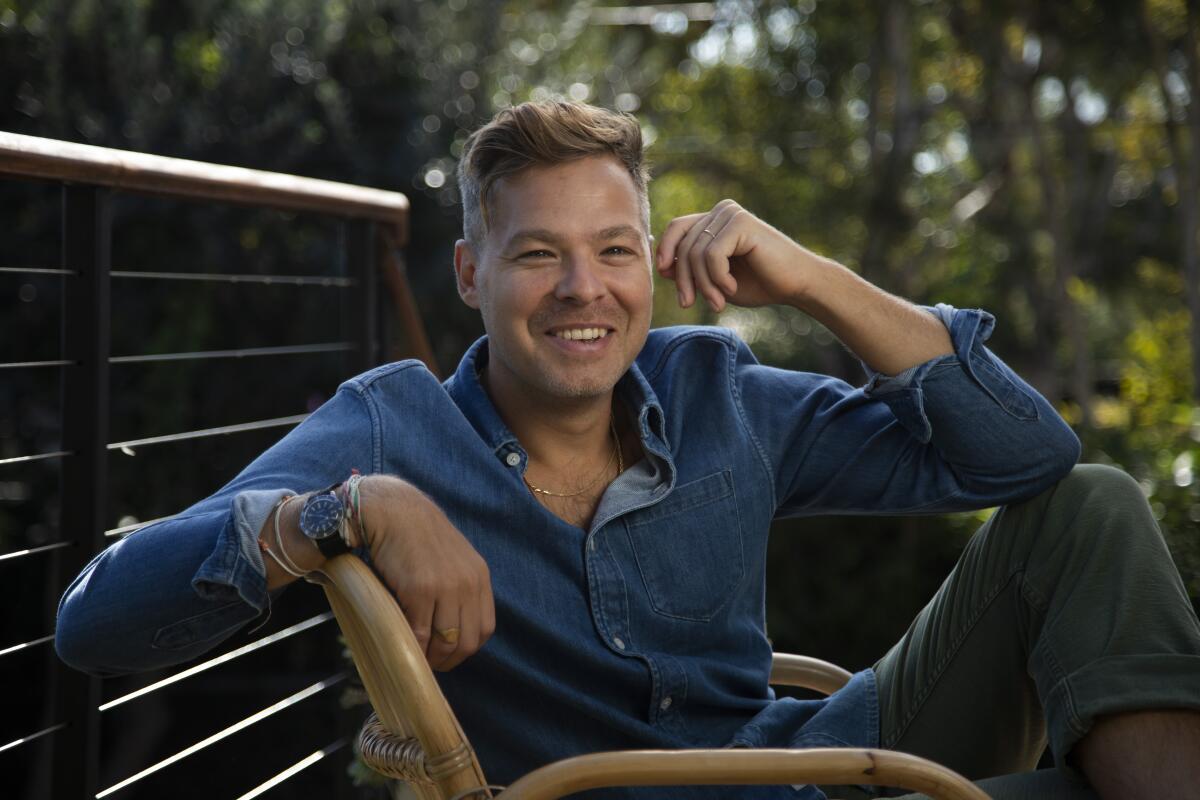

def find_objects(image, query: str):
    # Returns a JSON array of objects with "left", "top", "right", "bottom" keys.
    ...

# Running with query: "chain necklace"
[{"left": 524, "top": 417, "right": 623, "bottom": 498}]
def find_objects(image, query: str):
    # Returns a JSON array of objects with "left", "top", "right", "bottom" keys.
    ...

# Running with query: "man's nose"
[{"left": 554, "top": 256, "right": 607, "bottom": 304}]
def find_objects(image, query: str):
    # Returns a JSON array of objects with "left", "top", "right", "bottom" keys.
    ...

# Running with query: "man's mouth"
[{"left": 551, "top": 327, "right": 611, "bottom": 341}]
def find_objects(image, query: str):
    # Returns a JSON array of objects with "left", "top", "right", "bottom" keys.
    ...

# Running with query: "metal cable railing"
[
  {"left": 106, "top": 414, "right": 309, "bottom": 453},
  {"left": 99, "top": 613, "right": 335, "bottom": 712},
  {"left": 1, "top": 131, "right": 431, "bottom": 798},
  {"left": 234, "top": 738, "right": 348, "bottom": 800},
  {"left": 95, "top": 672, "right": 347, "bottom": 798}
]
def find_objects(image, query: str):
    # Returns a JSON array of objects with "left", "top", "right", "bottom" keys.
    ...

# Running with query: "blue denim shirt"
[{"left": 57, "top": 304, "right": 1080, "bottom": 798}]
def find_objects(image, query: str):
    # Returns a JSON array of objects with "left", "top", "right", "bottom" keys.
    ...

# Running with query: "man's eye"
[
  {"left": 519, "top": 250, "right": 554, "bottom": 259},
  {"left": 604, "top": 246, "right": 635, "bottom": 256}
]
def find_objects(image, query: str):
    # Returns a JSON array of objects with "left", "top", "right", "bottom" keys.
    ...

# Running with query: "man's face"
[{"left": 454, "top": 155, "right": 653, "bottom": 406}]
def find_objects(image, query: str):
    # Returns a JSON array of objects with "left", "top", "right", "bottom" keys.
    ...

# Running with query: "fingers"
[
  {"left": 657, "top": 200, "right": 743, "bottom": 311},
  {"left": 428, "top": 599, "right": 464, "bottom": 671},
  {"left": 429, "top": 556, "right": 490, "bottom": 671},
  {"left": 401, "top": 591, "right": 436, "bottom": 657},
  {"left": 396, "top": 555, "right": 493, "bottom": 671},
  {"left": 366, "top": 476, "right": 496, "bottom": 672}
]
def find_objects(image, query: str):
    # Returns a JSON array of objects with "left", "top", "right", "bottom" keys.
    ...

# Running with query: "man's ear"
[{"left": 453, "top": 239, "right": 481, "bottom": 310}]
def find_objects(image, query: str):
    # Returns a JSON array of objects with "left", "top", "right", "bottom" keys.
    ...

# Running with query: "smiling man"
[{"left": 57, "top": 102, "right": 1200, "bottom": 800}]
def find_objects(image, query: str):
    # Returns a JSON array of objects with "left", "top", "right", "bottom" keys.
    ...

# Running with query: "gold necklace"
[{"left": 524, "top": 417, "right": 623, "bottom": 498}]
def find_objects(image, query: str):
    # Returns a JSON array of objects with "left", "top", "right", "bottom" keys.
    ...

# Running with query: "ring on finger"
[
  {"left": 434, "top": 626, "right": 460, "bottom": 645},
  {"left": 700, "top": 228, "right": 716, "bottom": 239}
]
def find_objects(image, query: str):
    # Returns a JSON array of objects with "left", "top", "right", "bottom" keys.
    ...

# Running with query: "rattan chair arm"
[
  {"left": 769, "top": 654, "right": 854, "bottom": 695},
  {"left": 309, "top": 554, "right": 490, "bottom": 798},
  {"left": 498, "top": 748, "right": 990, "bottom": 800}
]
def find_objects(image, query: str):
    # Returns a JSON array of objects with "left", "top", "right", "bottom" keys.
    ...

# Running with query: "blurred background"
[{"left": 2, "top": 0, "right": 1198, "bottom": 797}]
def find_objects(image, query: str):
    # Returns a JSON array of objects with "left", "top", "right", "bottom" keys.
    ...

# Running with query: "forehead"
[{"left": 487, "top": 156, "right": 644, "bottom": 245}]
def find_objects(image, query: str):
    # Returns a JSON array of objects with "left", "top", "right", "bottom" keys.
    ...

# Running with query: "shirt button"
[
  {"left": 613, "top": 637, "right": 625, "bottom": 650},
  {"left": 505, "top": 452, "right": 520, "bottom": 467},
  {"left": 659, "top": 696, "right": 673, "bottom": 711}
]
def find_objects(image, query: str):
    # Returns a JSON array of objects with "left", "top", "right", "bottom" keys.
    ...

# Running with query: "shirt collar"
[{"left": 443, "top": 335, "right": 669, "bottom": 466}]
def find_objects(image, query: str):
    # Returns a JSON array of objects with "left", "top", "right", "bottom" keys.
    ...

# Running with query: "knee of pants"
[
  {"left": 1048, "top": 463, "right": 1145, "bottom": 508},
  {"left": 1021, "top": 462, "right": 1159, "bottom": 554}
]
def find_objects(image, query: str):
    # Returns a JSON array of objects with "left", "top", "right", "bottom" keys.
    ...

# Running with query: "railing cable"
[
  {"left": 107, "top": 414, "right": 307, "bottom": 452},
  {"left": 0, "top": 541, "right": 71, "bottom": 562},
  {"left": 95, "top": 672, "right": 346, "bottom": 798},
  {"left": 111, "top": 269, "right": 356, "bottom": 287},
  {"left": 0, "top": 450, "right": 71, "bottom": 466},
  {"left": 104, "top": 515, "right": 174, "bottom": 538},
  {"left": 0, "top": 633, "right": 56, "bottom": 658},
  {"left": 0, "top": 723, "right": 68, "bottom": 755},
  {"left": 0, "top": 266, "right": 76, "bottom": 275},
  {"left": 110, "top": 342, "right": 353, "bottom": 364},
  {"left": 234, "top": 738, "right": 347, "bottom": 800},
  {"left": 100, "top": 612, "right": 334, "bottom": 711},
  {"left": 0, "top": 359, "right": 74, "bottom": 369}
]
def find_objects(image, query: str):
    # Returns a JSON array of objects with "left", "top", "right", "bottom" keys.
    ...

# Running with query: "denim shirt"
[{"left": 57, "top": 304, "right": 1080, "bottom": 799}]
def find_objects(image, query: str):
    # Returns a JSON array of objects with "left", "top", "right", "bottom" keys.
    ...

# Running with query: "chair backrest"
[{"left": 310, "top": 554, "right": 492, "bottom": 799}]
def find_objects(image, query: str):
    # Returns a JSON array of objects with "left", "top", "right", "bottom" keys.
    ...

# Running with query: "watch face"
[{"left": 300, "top": 493, "right": 343, "bottom": 539}]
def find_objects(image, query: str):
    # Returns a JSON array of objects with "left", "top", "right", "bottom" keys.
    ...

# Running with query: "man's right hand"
[{"left": 356, "top": 475, "right": 495, "bottom": 672}]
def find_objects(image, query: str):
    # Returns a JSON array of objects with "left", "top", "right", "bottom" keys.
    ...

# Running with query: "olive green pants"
[{"left": 860, "top": 464, "right": 1200, "bottom": 800}]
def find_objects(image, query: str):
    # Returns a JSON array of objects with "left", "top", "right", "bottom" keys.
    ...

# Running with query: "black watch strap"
[{"left": 312, "top": 530, "right": 351, "bottom": 558}]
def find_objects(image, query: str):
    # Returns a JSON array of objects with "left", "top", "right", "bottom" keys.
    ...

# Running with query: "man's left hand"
[{"left": 655, "top": 199, "right": 822, "bottom": 312}]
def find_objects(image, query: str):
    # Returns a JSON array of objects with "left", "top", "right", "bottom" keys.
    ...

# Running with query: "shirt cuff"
[
  {"left": 861, "top": 304, "right": 1035, "bottom": 443},
  {"left": 191, "top": 488, "right": 293, "bottom": 611}
]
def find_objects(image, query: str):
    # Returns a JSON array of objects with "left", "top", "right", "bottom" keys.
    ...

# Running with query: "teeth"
[{"left": 555, "top": 327, "right": 609, "bottom": 341}]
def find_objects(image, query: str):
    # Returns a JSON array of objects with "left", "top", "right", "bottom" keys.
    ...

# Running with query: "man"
[{"left": 57, "top": 102, "right": 1200, "bottom": 799}]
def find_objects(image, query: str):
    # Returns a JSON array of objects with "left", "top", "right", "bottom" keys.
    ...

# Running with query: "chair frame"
[{"left": 310, "top": 554, "right": 989, "bottom": 800}]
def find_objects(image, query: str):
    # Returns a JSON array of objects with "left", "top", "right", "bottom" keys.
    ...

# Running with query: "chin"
[
  {"left": 542, "top": 379, "right": 615, "bottom": 400},
  {"left": 537, "top": 370, "right": 623, "bottom": 400}
]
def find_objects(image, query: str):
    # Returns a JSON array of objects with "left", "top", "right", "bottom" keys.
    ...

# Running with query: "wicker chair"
[{"left": 311, "top": 555, "right": 989, "bottom": 800}]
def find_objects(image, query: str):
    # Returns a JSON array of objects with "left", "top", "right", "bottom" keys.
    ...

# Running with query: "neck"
[{"left": 482, "top": 369, "right": 616, "bottom": 473}]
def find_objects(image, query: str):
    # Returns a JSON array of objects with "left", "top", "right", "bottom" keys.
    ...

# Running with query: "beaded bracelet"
[{"left": 339, "top": 471, "right": 367, "bottom": 548}]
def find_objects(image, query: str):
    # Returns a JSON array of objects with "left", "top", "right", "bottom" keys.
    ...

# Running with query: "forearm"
[{"left": 788, "top": 250, "right": 953, "bottom": 376}]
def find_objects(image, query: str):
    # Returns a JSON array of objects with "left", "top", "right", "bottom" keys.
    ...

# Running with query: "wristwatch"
[{"left": 299, "top": 483, "right": 351, "bottom": 558}]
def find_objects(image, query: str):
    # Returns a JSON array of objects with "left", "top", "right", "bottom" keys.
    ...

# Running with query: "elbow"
[
  {"left": 55, "top": 592, "right": 110, "bottom": 677},
  {"left": 1020, "top": 419, "right": 1081, "bottom": 500},
  {"left": 1049, "top": 419, "right": 1083, "bottom": 479},
  {"left": 55, "top": 567, "right": 129, "bottom": 678}
]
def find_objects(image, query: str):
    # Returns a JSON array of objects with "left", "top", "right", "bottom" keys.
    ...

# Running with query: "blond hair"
[{"left": 457, "top": 101, "right": 650, "bottom": 249}]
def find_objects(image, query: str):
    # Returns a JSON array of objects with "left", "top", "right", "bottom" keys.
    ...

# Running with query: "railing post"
[
  {"left": 52, "top": 184, "right": 111, "bottom": 799},
  {"left": 342, "top": 218, "right": 379, "bottom": 372}
]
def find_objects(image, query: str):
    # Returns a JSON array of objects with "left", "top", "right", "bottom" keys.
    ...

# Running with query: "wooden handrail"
[{"left": 0, "top": 131, "right": 410, "bottom": 243}]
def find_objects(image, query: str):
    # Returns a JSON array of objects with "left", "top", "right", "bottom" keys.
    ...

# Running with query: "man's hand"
[
  {"left": 655, "top": 199, "right": 823, "bottom": 312},
  {"left": 357, "top": 475, "right": 495, "bottom": 672},
  {"left": 655, "top": 198, "right": 953, "bottom": 374}
]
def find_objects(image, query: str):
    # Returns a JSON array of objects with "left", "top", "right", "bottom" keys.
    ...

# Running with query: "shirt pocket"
[{"left": 623, "top": 469, "right": 745, "bottom": 622}]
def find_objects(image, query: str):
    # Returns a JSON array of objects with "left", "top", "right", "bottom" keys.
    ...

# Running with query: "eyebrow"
[{"left": 506, "top": 225, "right": 644, "bottom": 247}]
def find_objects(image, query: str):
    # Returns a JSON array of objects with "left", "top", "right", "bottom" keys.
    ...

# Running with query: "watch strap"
[{"left": 312, "top": 530, "right": 351, "bottom": 558}]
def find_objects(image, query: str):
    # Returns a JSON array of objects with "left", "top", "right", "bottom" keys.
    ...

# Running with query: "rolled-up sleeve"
[{"left": 733, "top": 304, "right": 1081, "bottom": 517}]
